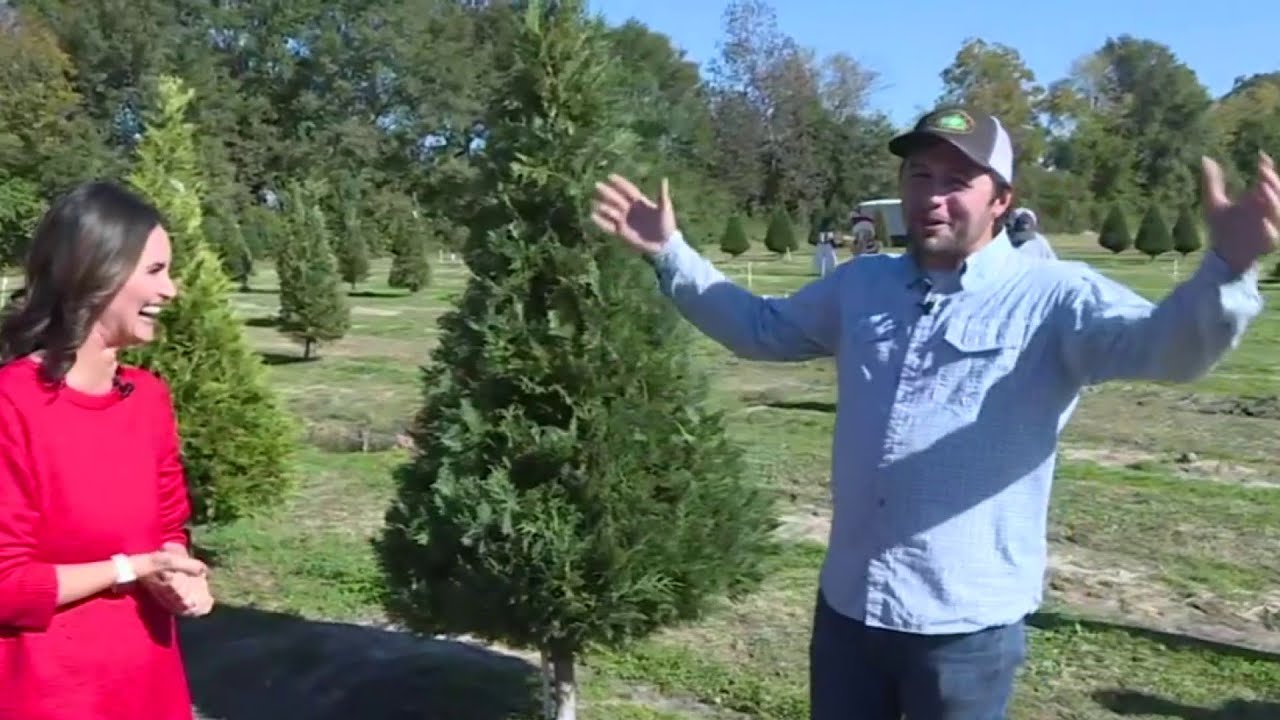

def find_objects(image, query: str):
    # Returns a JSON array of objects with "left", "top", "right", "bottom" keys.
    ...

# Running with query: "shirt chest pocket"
[
  {"left": 927, "top": 320, "right": 1028, "bottom": 414},
  {"left": 845, "top": 315, "right": 900, "bottom": 375}
]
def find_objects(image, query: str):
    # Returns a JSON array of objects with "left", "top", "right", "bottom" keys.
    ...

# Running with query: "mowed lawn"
[{"left": 186, "top": 236, "right": 1280, "bottom": 719}]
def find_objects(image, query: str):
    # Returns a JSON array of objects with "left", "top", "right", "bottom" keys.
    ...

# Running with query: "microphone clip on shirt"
[
  {"left": 112, "top": 374, "right": 134, "bottom": 398},
  {"left": 910, "top": 276, "right": 936, "bottom": 315}
]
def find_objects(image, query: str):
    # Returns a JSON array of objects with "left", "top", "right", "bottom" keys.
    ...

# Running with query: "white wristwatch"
[{"left": 111, "top": 553, "right": 137, "bottom": 590}]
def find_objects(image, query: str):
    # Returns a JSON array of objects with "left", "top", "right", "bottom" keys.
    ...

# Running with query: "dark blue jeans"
[{"left": 809, "top": 591, "right": 1026, "bottom": 720}]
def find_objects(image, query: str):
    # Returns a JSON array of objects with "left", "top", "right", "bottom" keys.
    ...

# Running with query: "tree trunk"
[
  {"left": 540, "top": 648, "right": 576, "bottom": 720},
  {"left": 304, "top": 337, "right": 314, "bottom": 360}
]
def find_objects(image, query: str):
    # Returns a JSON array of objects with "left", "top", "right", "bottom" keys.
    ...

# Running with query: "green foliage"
[
  {"left": 376, "top": 0, "right": 776, "bottom": 703},
  {"left": 1098, "top": 204, "right": 1132, "bottom": 254},
  {"left": 387, "top": 223, "right": 431, "bottom": 293},
  {"left": 203, "top": 203, "right": 253, "bottom": 290},
  {"left": 763, "top": 208, "right": 795, "bottom": 255},
  {"left": 0, "top": 12, "right": 108, "bottom": 200},
  {"left": 130, "top": 75, "right": 205, "bottom": 274},
  {"left": 336, "top": 204, "right": 371, "bottom": 289},
  {"left": 719, "top": 215, "right": 750, "bottom": 256},
  {"left": 124, "top": 74, "right": 294, "bottom": 525},
  {"left": 0, "top": 173, "right": 44, "bottom": 266},
  {"left": 1134, "top": 205, "right": 1173, "bottom": 260},
  {"left": 1172, "top": 206, "right": 1203, "bottom": 256},
  {"left": 276, "top": 182, "right": 351, "bottom": 359},
  {"left": 240, "top": 204, "right": 283, "bottom": 262}
]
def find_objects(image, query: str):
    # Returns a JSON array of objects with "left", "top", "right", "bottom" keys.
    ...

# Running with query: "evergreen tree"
[
  {"left": 1098, "top": 204, "right": 1132, "bottom": 254},
  {"left": 1134, "top": 205, "right": 1173, "bottom": 260},
  {"left": 240, "top": 203, "right": 283, "bottom": 264},
  {"left": 1172, "top": 206, "right": 1203, "bottom": 256},
  {"left": 129, "top": 76, "right": 204, "bottom": 275},
  {"left": 763, "top": 207, "right": 795, "bottom": 255},
  {"left": 276, "top": 182, "right": 351, "bottom": 359},
  {"left": 336, "top": 204, "right": 371, "bottom": 289},
  {"left": 125, "top": 75, "right": 295, "bottom": 525},
  {"left": 387, "top": 220, "right": 431, "bottom": 292},
  {"left": 719, "top": 215, "right": 750, "bottom": 256},
  {"left": 204, "top": 203, "right": 252, "bottom": 291},
  {"left": 375, "top": 3, "right": 776, "bottom": 718}
]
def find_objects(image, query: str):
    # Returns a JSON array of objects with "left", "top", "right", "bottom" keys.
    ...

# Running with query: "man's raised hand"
[
  {"left": 591, "top": 174, "right": 676, "bottom": 255},
  {"left": 1202, "top": 152, "right": 1280, "bottom": 274}
]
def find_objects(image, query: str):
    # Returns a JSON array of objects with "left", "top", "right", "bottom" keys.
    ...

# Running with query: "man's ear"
[{"left": 993, "top": 183, "right": 1014, "bottom": 216}]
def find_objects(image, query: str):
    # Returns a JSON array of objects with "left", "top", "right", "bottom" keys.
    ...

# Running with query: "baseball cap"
[{"left": 889, "top": 106, "right": 1014, "bottom": 187}]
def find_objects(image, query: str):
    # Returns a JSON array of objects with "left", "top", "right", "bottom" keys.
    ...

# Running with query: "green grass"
[{"left": 187, "top": 239, "right": 1280, "bottom": 718}]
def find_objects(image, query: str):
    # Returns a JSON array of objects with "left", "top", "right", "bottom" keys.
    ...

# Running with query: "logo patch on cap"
[{"left": 929, "top": 110, "right": 974, "bottom": 134}]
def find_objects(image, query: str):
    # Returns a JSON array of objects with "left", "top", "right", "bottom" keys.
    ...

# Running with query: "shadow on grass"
[
  {"left": 348, "top": 289, "right": 407, "bottom": 299},
  {"left": 181, "top": 604, "right": 540, "bottom": 720},
  {"left": 1093, "top": 690, "right": 1280, "bottom": 719},
  {"left": 1028, "top": 612, "right": 1280, "bottom": 663},
  {"left": 760, "top": 399, "right": 836, "bottom": 413},
  {"left": 244, "top": 315, "right": 280, "bottom": 329},
  {"left": 257, "top": 351, "right": 313, "bottom": 366}
]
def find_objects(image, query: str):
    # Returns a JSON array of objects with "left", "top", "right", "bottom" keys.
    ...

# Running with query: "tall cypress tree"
[
  {"left": 126, "top": 75, "right": 295, "bottom": 524},
  {"left": 375, "top": 3, "right": 776, "bottom": 719}
]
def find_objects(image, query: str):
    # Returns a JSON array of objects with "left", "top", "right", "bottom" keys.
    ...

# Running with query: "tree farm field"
[{"left": 179, "top": 236, "right": 1280, "bottom": 719}]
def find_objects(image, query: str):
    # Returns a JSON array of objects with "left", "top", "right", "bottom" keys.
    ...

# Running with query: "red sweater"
[{"left": 0, "top": 357, "right": 194, "bottom": 720}]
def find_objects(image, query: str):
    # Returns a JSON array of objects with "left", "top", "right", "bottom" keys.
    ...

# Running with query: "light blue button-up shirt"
[{"left": 652, "top": 229, "right": 1263, "bottom": 635}]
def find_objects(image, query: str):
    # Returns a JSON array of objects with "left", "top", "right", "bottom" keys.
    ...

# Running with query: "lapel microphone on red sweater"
[{"left": 111, "top": 373, "right": 134, "bottom": 398}]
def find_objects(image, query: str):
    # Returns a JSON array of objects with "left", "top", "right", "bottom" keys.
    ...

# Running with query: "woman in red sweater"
[{"left": 0, "top": 182, "right": 215, "bottom": 719}]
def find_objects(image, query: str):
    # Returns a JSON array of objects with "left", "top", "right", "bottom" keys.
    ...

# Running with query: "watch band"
[{"left": 110, "top": 553, "right": 137, "bottom": 587}]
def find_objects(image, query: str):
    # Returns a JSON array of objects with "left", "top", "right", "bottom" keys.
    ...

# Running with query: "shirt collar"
[{"left": 904, "top": 230, "right": 1016, "bottom": 292}]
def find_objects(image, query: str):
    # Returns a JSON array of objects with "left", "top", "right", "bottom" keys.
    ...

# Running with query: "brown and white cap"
[{"left": 888, "top": 106, "right": 1015, "bottom": 187}]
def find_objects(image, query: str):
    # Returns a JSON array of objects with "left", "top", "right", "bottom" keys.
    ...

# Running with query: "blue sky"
[{"left": 589, "top": 0, "right": 1280, "bottom": 128}]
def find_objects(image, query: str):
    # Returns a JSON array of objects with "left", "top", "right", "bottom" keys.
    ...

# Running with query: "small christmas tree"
[
  {"left": 336, "top": 204, "right": 371, "bottom": 290},
  {"left": 375, "top": 3, "right": 776, "bottom": 718},
  {"left": 1134, "top": 205, "right": 1172, "bottom": 261},
  {"left": 387, "top": 220, "right": 431, "bottom": 293},
  {"left": 276, "top": 181, "right": 351, "bottom": 359},
  {"left": 1098, "top": 203, "right": 1131, "bottom": 254},
  {"left": 126, "top": 75, "right": 295, "bottom": 525},
  {"left": 203, "top": 203, "right": 253, "bottom": 291},
  {"left": 1172, "top": 206, "right": 1203, "bottom": 257},
  {"left": 763, "top": 208, "right": 795, "bottom": 255},
  {"left": 719, "top": 215, "right": 750, "bottom": 256}
]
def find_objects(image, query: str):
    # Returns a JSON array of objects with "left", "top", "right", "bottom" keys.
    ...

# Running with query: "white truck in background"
[{"left": 854, "top": 198, "right": 906, "bottom": 246}]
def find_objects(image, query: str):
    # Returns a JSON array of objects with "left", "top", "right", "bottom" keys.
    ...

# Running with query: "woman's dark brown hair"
[{"left": 0, "top": 181, "right": 163, "bottom": 385}]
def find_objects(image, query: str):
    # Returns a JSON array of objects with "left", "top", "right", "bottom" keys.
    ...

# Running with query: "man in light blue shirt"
[
  {"left": 1007, "top": 206, "right": 1057, "bottom": 259},
  {"left": 592, "top": 106, "right": 1278, "bottom": 719}
]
